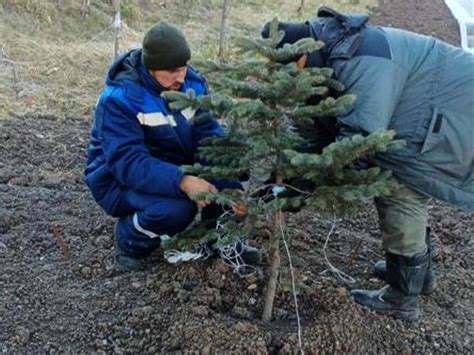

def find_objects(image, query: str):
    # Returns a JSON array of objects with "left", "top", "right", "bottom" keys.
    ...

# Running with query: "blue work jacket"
[{"left": 85, "top": 49, "right": 223, "bottom": 216}]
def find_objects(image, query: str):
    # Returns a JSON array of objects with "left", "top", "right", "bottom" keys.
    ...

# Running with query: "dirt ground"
[{"left": 1, "top": 0, "right": 472, "bottom": 353}]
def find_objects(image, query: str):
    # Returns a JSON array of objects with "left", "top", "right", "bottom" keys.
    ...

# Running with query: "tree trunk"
[
  {"left": 262, "top": 132, "right": 283, "bottom": 321},
  {"left": 218, "top": 0, "right": 231, "bottom": 57},
  {"left": 262, "top": 210, "right": 282, "bottom": 322}
]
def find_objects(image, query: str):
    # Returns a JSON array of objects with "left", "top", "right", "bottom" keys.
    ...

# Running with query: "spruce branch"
[{"left": 292, "top": 94, "right": 357, "bottom": 120}]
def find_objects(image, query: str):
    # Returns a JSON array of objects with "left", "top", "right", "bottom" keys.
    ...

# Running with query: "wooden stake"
[{"left": 48, "top": 223, "right": 71, "bottom": 258}]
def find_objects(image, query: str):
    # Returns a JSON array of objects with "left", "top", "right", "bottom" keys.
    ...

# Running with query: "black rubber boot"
[
  {"left": 351, "top": 251, "right": 429, "bottom": 321},
  {"left": 373, "top": 228, "right": 436, "bottom": 294},
  {"left": 113, "top": 223, "right": 147, "bottom": 271},
  {"left": 113, "top": 240, "right": 147, "bottom": 270}
]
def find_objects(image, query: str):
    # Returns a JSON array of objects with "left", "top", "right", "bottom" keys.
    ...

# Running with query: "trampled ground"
[{"left": 1, "top": 0, "right": 472, "bottom": 353}]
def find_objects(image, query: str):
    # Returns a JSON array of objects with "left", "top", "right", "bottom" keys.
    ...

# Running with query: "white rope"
[
  {"left": 215, "top": 209, "right": 256, "bottom": 278},
  {"left": 162, "top": 233, "right": 213, "bottom": 264},
  {"left": 271, "top": 186, "right": 304, "bottom": 353},
  {"left": 319, "top": 219, "right": 356, "bottom": 284},
  {"left": 278, "top": 208, "right": 304, "bottom": 355},
  {"left": 163, "top": 208, "right": 256, "bottom": 278},
  {"left": 218, "top": 241, "right": 257, "bottom": 278},
  {"left": 164, "top": 243, "right": 213, "bottom": 264}
]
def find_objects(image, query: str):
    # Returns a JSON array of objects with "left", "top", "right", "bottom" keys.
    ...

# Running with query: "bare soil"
[{"left": 1, "top": 0, "right": 472, "bottom": 353}]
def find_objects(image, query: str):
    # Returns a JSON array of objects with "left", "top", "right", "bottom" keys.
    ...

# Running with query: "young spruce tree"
[{"left": 162, "top": 20, "right": 404, "bottom": 322}]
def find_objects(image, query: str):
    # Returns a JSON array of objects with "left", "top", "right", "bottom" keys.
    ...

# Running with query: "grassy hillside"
[{"left": 0, "top": 0, "right": 376, "bottom": 119}]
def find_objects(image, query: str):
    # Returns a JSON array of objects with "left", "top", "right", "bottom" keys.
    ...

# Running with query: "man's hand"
[{"left": 180, "top": 175, "right": 218, "bottom": 208}]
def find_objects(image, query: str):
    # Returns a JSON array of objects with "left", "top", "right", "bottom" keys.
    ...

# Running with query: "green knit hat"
[{"left": 142, "top": 21, "right": 191, "bottom": 70}]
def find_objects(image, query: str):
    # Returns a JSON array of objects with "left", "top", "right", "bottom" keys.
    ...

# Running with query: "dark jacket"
[{"left": 305, "top": 7, "right": 474, "bottom": 212}]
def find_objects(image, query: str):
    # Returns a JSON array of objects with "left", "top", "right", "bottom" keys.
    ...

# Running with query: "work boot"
[
  {"left": 113, "top": 222, "right": 148, "bottom": 271},
  {"left": 373, "top": 228, "right": 436, "bottom": 294},
  {"left": 351, "top": 251, "right": 429, "bottom": 321},
  {"left": 113, "top": 240, "right": 146, "bottom": 270}
]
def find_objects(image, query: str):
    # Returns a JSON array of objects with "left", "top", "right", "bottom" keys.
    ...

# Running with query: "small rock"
[
  {"left": 8, "top": 176, "right": 31, "bottom": 186},
  {"left": 247, "top": 283, "right": 257, "bottom": 290},
  {"left": 248, "top": 297, "right": 257, "bottom": 306},
  {"left": 131, "top": 281, "right": 143, "bottom": 289},
  {"left": 0, "top": 241, "right": 7, "bottom": 251},
  {"left": 232, "top": 321, "right": 251, "bottom": 332},
  {"left": 192, "top": 287, "right": 221, "bottom": 307},
  {"left": 81, "top": 266, "right": 92, "bottom": 277},
  {"left": 92, "top": 235, "right": 111, "bottom": 249},
  {"left": 231, "top": 306, "right": 251, "bottom": 319},
  {"left": 182, "top": 279, "right": 199, "bottom": 291},
  {"left": 41, "top": 264, "right": 56, "bottom": 272},
  {"left": 246, "top": 274, "right": 258, "bottom": 284},
  {"left": 201, "top": 345, "right": 212, "bottom": 354},
  {"left": 14, "top": 326, "right": 30, "bottom": 344},
  {"left": 192, "top": 305, "right": 210, "bottom": 316},
  {"left": 335, "top": 287, "right": 348, "bottom": 300},
  {"left": 131, "top": 306, "right": 154, "bottom": 317}
]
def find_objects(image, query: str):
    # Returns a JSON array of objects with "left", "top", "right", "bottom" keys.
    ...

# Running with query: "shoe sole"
[
  {"left": 371, "top": 307, "right": 421, "bottom": 322},
  {"left": 352, "top": 297, "right": 421, "bottom": 321}
]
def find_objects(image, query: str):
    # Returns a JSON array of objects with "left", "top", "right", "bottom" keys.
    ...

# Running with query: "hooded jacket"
[
  {"left": 287, "top": 7, "right": 474, "bottom": 211},
  {"left": 85, "top": 49, "right": 223, "bottom": 216}
]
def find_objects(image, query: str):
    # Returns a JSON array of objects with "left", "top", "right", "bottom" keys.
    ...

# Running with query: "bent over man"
[{"left": 262, "top": 6, "right": 473, "bottom": 321}]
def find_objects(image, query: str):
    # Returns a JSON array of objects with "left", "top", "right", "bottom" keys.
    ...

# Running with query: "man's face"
[{"left": 150, "top": 66, "right": 187, "bottom": 91}]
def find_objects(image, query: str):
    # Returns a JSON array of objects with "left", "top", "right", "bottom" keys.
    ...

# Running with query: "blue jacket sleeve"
[
  {"left": 335, "top": 56, "right": 409, "bottom": 138},
  {"left": 98, "top": 94, "right": 185, "bottom": 198}
]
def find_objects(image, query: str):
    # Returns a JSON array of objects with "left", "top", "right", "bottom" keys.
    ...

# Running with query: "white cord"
[
  {"left": 214, "top": 209, "right": 257, "bottom": 277},
  {"left": 279, "top": 209, "right": 304, "bottom": 355},
  {"left": 218, "top": 241, "right": 257, "bottom": 278},
  {"left": 319, "top": 219, "right": 356, "bottom": 284},
  {"left": 164, "top": 242, "right": 213, "bottom": 264}
]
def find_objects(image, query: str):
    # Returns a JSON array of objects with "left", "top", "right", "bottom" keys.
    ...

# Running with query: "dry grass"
[{"left": 0, "top": 0, "right": 376, "bottom": 119}]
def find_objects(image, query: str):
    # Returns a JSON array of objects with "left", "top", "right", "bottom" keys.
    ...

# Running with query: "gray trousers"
[{"left": 375, "top": 185, "right": 430, "bottom": 257}]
